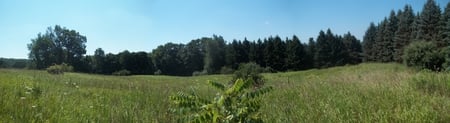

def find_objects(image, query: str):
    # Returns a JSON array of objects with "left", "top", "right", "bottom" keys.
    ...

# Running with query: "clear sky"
[{"left": 0, "top": 0, "right": 448, "bottom": 59}]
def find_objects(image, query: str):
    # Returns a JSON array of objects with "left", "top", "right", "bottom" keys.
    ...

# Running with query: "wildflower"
[
  {"left": 32, "top": 105, "right": 37, "bottom": 108},
  {"left": 75, "top": 85, "right": 79, "bottom": 88},
  {"left": 20, "top": 97, "right": 26, "bottom": 100}
]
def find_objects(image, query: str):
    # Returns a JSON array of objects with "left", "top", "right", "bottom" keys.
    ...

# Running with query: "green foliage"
[
  {"left": 170, "top": 79, "right": 273, "bottom": 123},
  {"left": 403, "top": 41, "right": 444, "bottom": 71},
  {"left": 28, "top": 25, "right": 87, "bottom": 70},
  {"left": 232, "top": 62, "right": 265, "bottom": 87},
  {"left": 112, "top": 69, "right": 131, "bottom": 76},
  {"left": 46, "top": 63, "right": 73, "bottom": 74}
]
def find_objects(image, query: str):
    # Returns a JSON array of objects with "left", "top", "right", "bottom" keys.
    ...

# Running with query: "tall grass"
[{"left": 1, "top": 63, "right": 450, "bottom": 122}]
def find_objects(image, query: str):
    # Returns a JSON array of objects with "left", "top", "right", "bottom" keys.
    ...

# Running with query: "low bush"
[
  {"left": 403, "top": 41, "right": 445, "bottom": 71},
  {"left": 232, "top": 62, "right": 265, "bottom": 87},
  {"left": 46, "top": 63, "right": 73, "bottom": 74},
  {"left": 112, "top": 69, "right": 131, "bottom": 76}
]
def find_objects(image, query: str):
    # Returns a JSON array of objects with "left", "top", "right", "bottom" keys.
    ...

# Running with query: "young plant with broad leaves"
[{"left": 169, "top": 78, "right": 273, "bottom": 123}]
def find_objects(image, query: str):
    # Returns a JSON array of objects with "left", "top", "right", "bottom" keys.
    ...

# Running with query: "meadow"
[{"left": 1, "top": 63, "right": 450, "bottom": 122}]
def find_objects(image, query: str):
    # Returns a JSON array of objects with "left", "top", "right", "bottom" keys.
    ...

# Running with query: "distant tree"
[
  {"left": 152, "top": 43, "right": 185, "bottom": 75},
  {"left": 225, "top": 40, "right": 240, "bottom": 69},
  {"left": 342, "top": 32, "right": 362, "bottom": 64},
  {"left": 203, "top": 35, "right": 226, "bottom": 74},
  {"left": 92, "top": 48, "right": 105, "bottom": 74},
  {"left": 315, "top": 29, "right": 346, "bottom": 68},
  {"left": 363, "top": 22, "right": 378, "bottom": 62},
  {"left": 285, "top": 35, "right": 306, "bottom": 70},
  {"left": 417, "top": 0, "right": 442, "bottom": 46},
  {"left": 180, "top": 39, "right": 205, "bottom": 75},
  {"left": 394, "top": 5, "right": 415, "bottom": 62},
  {"left": 28, "top": 25, "right": 87, "bottom": 70},
  {"left": 28, "top": 34, "right": 56, "bottom": 69},
  {"left": 305, "top": 37, "right": 316, "bottom": 68},
  {"left": 103, "top": 53, "right": 121, "bottom": 74}
]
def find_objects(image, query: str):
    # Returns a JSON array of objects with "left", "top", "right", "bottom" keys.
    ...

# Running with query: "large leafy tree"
[
  {"left": 28, "top": 25, "right": 87, "bottom": 70},
  {"left": 152, "top": 43, "right": 185, "bottom": 75},
  {"left": 203, "top": 35, "right": 226, "bottom": 74}
]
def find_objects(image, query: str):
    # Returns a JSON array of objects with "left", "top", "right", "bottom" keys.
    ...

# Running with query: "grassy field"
[{"left": 1, "top": 63, "right": 450, "bottom": 122}]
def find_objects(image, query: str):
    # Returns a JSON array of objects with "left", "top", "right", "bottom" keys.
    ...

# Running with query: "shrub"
[
  {"left": 403, "top": 41, "right": 445, "bottom": 71},
  {"left": 112, "top": 69, "right": 131, "bottom": 76},
  {"left": 192, "top": 70, "right": 208, "bottom": 76},
  {"left": 46, "top": 63, "right": 73, "bottom": 74},
  {"left": 232, "top": 62, "right": 265, "bottom": 87},
  {"left": 169, "top": 79, "right": 273, "bottom": 122},
  {"left": 220, "top": 66, "right": 234, "bottom": 74},
  {"left": 440, "top": 46, "right": 450, "bottom": 71}
]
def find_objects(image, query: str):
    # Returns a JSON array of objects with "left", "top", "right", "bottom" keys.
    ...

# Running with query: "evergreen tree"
[
  {"left": 272, "top": 36, "right": 287, "bottom": 71},
  {"left": 285, "top": 35, "right": 306, "bottom": 70},
  {"left": 417, "top": 0, "right": 442, "bottom": 46},
  {"left": 362, "top": 23, "right": 378, "bottom": 62},
  {"left": 342, "top": 32, "right": 362, "bottom": 64},
  {"left": 394, "top": 5, "right": 415, "bottom": 62},
  {"left": 440, "top": 2, "right": 450, "bottom": 46},
  {"left": 315, "top": 29, "right": 346, "bottom": 68},
  {"left": 305, "top": 37, "right": 316, "bottom": 68}
]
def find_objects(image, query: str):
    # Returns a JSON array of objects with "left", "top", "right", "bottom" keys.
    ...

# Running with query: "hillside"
[{"left": 1, "top": 63, "right": 450, "bottom": 122}]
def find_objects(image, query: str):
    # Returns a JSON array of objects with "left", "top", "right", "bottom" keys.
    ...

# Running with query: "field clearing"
[{"left": 1, "top": 63, "right": 450, "bottom": 122}]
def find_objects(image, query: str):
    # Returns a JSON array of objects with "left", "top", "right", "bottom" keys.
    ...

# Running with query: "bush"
[
  {"left": 403, "top": 41, "right": 445, "bottom": 71},
  {"left": 112, "top": 69, "right": 131, "bottom": 76},
  {"left": 170, "top": 79, "right": 273, "bottom": 122},
  {"left": 192, "top": 70, "right": 208, "bottom": 76},
  {"left": 232, "top": 62, "right": 265, "bottom": 87},
  {"left": 440, "top": 46, "right": 450, "bottom": 71},
  {"left": 220, "top": 66, "right": 234, "bottom": 74},
  {"left": 46, "top": 63, "right": 73, "bottom": 74}
]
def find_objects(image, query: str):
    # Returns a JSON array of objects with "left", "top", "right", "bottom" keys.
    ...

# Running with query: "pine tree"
[
  {"left": 394, "top": 5, "right": 415, "bottom": 62},
  {"left": 362, "top": 22, "right": 378, "bottom": 62},
  {"left": 417, "top": 0, "right": 442, "bottom": 46},
  {"left": 440, "top": 2, "right": 450, "bottom": 46},
  {"left": 305, "top": 37, "right": 316, "bottom": 68},
  {"left": 342, "top": 32, "right": 362, "bottom": 64},
  {"left": 285, "top": 35, "right": 306, "bottom": 70},
  {"left": 374, "top": 18, "right": 388, "bottom": 62}
]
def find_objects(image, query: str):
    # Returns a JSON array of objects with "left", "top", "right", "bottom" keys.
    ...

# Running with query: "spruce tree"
[
  {"left": 342, "top": 32, "right": 362, "bottom": 64},
  {"left": 417, "top": 0, "right": 442, "bottom": 46},
  {"left": 440, "top": 2, "right": 450, "bottom": 46},
  {"left": 285, "top": 35, "right": 306, "bottom": 70},
  {"left": 362, "top": 23, "right": 378, "bottom": 62},
  {"left": 394, "top": 5, "right": 415, "bottom": 62}
]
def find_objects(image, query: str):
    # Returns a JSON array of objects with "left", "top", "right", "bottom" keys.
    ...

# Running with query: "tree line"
[
  {"left": 363, "top": 0, "right": 450, "bottom": 63},
  {"left": 27, "top": 0, "right": 449, "bottom": 76}
]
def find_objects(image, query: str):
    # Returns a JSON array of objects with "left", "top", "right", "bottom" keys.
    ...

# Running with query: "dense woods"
[{"left": 24, "top": 0, "right": 450, "bottom": 75}]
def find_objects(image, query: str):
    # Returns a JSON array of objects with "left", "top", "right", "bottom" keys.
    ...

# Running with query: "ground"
[{"left": 1, "top": 63, "right": 450, "bottom": 122}]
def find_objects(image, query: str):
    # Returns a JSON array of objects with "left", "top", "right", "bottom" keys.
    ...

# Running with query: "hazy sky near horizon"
[{"left": 0, "top": 0, "right": 448, "bottom": 58}]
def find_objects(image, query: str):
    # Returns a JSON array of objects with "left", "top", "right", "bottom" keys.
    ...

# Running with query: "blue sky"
[{"left": 0, "top": 0, "right": 448, "bottom": 58}]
